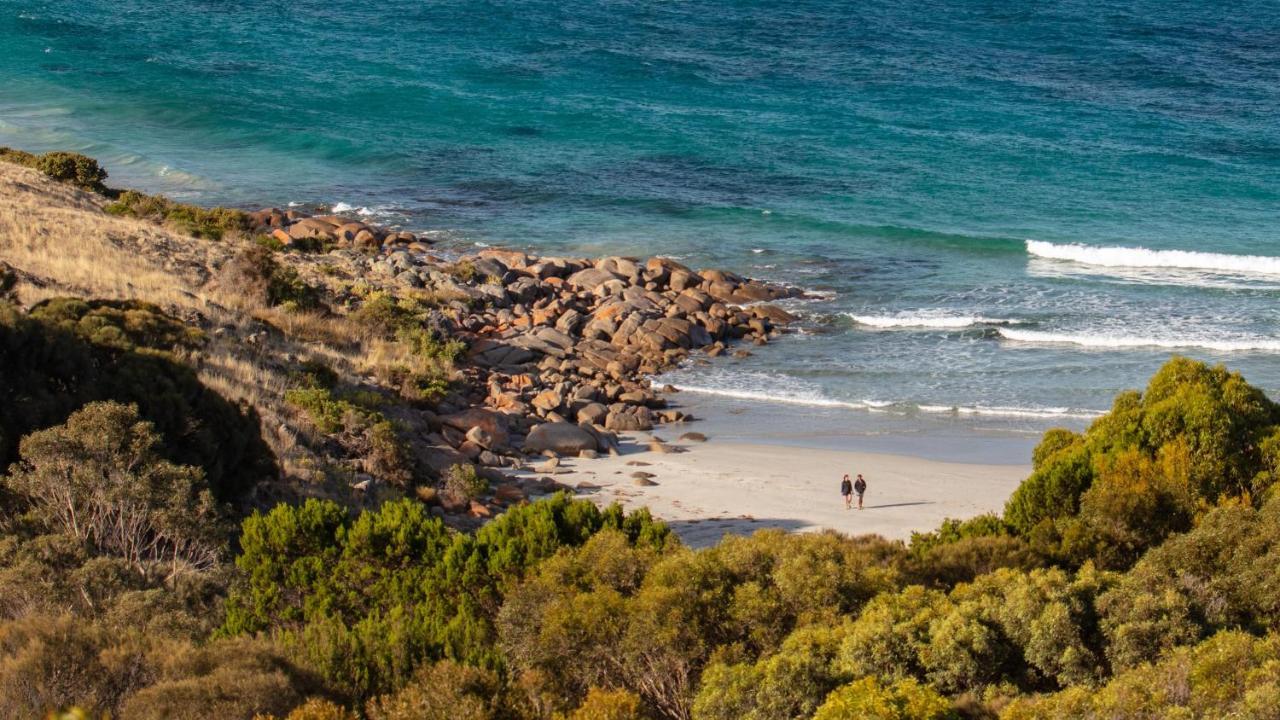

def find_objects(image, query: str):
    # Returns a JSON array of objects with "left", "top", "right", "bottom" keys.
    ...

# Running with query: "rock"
[
  {"left": 531, "top": 389, "right": 564, "bottom": 413},
  {"left": 419, "top": 445, "right": 470, "bottom": 475},
  {"left": 334, "top": 222, "right": 370, "bottom": 244},
  {"left": 466, "top": 425, "right": 497, "bottom": 449},
  {"left": 469, "top": 500, "right": 492, "bottom": 518},
  {"left": 679, "top": 432, "right": 708, "bottom": 442},
  {"left": 494, "top": 483, "right": 526, "bottom": 502},
  {"left": 523, "top": 422, "right": 598, "bottom": 456},
  {"left": 566, "top": 267, "right": 623, "bottom": 291},
  {"left": 605, "top": 407, "right": 653, "bottom": 432},
  {"left": 577, "top": 402, "right": 609, "bottom": 426},
  {"left": 288, "top": 218, "right": 336, "bottom": 241},
  {"left": 579, "top": 449, "right": 599, "bottom": 459},
  {"left": 752, "top": 304, "right": 798, "bottom": 324},
  {"left": 441, "top": 409, "right": 510, "bottom": 448}
]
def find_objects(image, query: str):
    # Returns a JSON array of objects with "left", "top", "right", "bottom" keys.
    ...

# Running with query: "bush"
[
  {"left": 814, "top": 676, "right": 956, "bottom": 720},
  {"left": 118, "top": 637, "right": 322, "bottom": 720},
  {"left": 34, "top": 151, "right": 107, "bottom": 192},
  {"left": 365, "top": 661, "right": 506, "bottom": 720},
  {"left": 1000, "top": 630, "right": 1280, "bottom": 720},
  {"left": 0, "top": 614, "right": 154, "bottom": 718},
  {"left": 1003, "top": 357, "right": 1280, "bottom": 568},
  {"left": 443, "top": 463, "right": 489, "bottom": 504},
  {"left": 222, "top": 494, "right": 669, "bottom": 699},
  {"left": 0, "top": 300, "right": 275, "bottom": 501},
  {"left": 4, "top": 402, "right": 224, "bottom": 574},
  {"left": 569, "top": 687, "right": 648, "bottom": 720},
  {"left": 0, "top": 146, "right": 38, "bottom": 168},
  {"left": 220, "top": 245, "right": 322, "bottom": 310},
  {"left": 105, "top": 190, "right": 253, "bottom": 240}
]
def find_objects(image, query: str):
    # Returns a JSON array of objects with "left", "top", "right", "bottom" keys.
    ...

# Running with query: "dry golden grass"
[
  {"left": 0, "top": 161, "right": 452, "bottom": 500},
  {"left": 0, "top": 163, "right": 234, "bottom": 317},
  {"left": 0, "top": 162, "right": 346, "bottom": 492}
]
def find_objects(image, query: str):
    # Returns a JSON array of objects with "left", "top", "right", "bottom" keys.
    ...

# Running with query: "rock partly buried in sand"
[
  {"left": 679, "top": 432, "right": 708, "bottom": 442},
  {"left": 524, "top": 422, "right": 598, "bottom": 456}
]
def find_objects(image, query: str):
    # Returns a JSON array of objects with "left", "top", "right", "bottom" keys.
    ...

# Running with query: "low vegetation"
[{"left": 105, "top": 189, "right": 254, "bottom": 240}]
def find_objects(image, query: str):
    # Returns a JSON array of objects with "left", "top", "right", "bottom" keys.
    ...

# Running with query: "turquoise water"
[{"left": 4, "top": 0, "right": 1280, "bottom": 442}]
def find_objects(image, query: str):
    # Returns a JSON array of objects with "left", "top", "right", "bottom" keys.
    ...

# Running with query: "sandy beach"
[{"left": 522, "top": 433, "right": 1031, "bottom": 548}]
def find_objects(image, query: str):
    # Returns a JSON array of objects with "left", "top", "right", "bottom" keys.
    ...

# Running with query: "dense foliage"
[
  {"left": 0, "top": 299, "right": 274, "bottom": 500},
  {"left": 0, "top": 147, "right": 107, "bottom": 192},
  {"left": 4, "top": 350, "right": 1280, "bottom": 718},
  {"left": 104, "top": 189, "right": 254, "bottom": 240}
]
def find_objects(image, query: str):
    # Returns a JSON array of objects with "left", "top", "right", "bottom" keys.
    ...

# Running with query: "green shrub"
[
  {"left": 105, "top": 190, "right": 252, "bottom": 240},
  {"left": 1000, "top": 630, "right": 1280, "bottom": 720},
  {"left": 365, "top": 661, "right": 507, "bottom": 720},
  {"left": 443, "top": 463, "right": 488, "bottom": 504},
  {"left": 0, "top": 300, "right": 274, "bottom": 501},
  {"left": 1003, "top": 357, "right": 1280, "bottom": 568},
  {"left": 0, "top": 146, "right": 37, "bottom": 168},
  {"left": 814, "top": 676, "right": 956, "bottom": 720},
  {"left": 4, "top": 402, "right": 224, "bottom": 573},
  {"left": 34, "top": 151, "right": 107, "bottom": 192},
  {"left": 222, "top": 494, "right": 669, "bottom": 699}
]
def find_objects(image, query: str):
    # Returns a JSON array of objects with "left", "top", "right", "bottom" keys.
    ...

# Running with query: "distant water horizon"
[{"left": 4, "top": 0, "right": 1279, "bottom": 442}]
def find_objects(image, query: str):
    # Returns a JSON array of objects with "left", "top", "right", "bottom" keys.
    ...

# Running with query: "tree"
[
  {"left": 4, "top": 402, "right": 223, "bottom": 575},
  {"left": 814, "top": 677, "right": 956, "bottom": 720}
]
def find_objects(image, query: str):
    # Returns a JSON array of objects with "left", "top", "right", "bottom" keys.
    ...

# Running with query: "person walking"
[
  {"left": 854, "top": 474, "right": 867, "bottom": 510},
  {"left": 840, "top": 474, "right": 853, "bottom": 510}
]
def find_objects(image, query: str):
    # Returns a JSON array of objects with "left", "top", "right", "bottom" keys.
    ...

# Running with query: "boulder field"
[{"left": 254, "top": 207, "right": 807, "bottom": 517}]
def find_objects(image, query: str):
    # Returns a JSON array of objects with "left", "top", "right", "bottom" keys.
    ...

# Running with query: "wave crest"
[
  {"left": 667, "top": 382, "right": 1099, "bottom": 419},
  {"left": 1026, "top": 240, "right": 1280, "bottom": 275},
  {"left": 997, "top": 328, "right": 1280, "bottom": 352},
  {"left": 849, "top": 313, "right": 1017, "bottom": 329}
]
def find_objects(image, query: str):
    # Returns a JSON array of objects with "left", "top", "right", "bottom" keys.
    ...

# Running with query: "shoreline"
[
  {"left": 1, "top": 153, "right": 1039, "bottom": 544},
  {"left": 526, "top": 434, "right": 1030, "bottom": 548}
]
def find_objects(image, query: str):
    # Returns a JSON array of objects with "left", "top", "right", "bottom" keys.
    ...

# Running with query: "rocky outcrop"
[{"left": 256, "top": 205, "right": 807, "bottom": 519}]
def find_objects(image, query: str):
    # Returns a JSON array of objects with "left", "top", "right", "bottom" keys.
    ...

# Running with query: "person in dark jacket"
[
  {"left": 840, "top": 474, "right": 853, "bottom": 510},
  {"left": 854, "top": 474, "right": 867, "bottom": 510}
]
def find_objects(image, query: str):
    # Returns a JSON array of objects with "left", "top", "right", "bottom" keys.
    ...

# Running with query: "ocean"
[{"left": 4, "top": 0, "right": 1279, "bottom": 454}]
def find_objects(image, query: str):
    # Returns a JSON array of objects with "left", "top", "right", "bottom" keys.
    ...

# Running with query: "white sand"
[{"left": 521, "top": 434, "right": 1030, "bottom": 548}]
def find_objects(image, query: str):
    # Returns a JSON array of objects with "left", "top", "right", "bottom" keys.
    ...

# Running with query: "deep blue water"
[{"left": 4, "top": 0, "right": 1280, "bottom": 442}]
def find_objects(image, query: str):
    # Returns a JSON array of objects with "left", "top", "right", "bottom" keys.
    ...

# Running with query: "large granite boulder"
[{"left": 523, "top": 422, "right": 598, "bottom": 456}]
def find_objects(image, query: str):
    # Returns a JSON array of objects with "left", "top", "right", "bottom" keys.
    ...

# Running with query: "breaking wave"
[
  {"left": 1026, "top": 240, "right": 1280, "bottom": 275},
  {"left": 997, "top": 328, "right": 1280, "bottom": 352}
]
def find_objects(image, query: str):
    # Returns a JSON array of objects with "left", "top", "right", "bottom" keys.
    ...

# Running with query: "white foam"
[
  {"left": 666, "top": 383, "right": 1100, "bottom": 419},
  {"left": 669, "top": 382, "right": 869, "bottom": 410},
  {"left": 331, "top": 201, "right": 372, "bottom": 216},
  {"left": 849, "top": 313, "right": 1017, "bottom": 329},
  {"left": 1026, "top": 240, "right": 1280, "bottom": 276},
  {"left": 997, "top": 327, "right": 1280, "bottom": 352}
]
